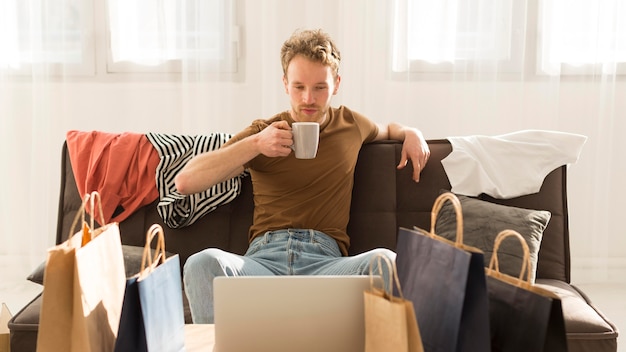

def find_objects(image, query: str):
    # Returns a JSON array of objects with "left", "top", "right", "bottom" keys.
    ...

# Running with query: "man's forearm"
[
  {"left": 175, "top": 135, "right": 259, "bottom": 195},
  {"left": 386, "top": 122, "right": 423, "bottom": 142}
]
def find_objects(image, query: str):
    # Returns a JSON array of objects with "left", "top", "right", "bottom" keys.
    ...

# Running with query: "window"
[
  {"left": 392, "top": 0, "right": 626, "bottom": 76},
  {"left": 107, "top": 0, "right": 239, "bottom": 73},
  {"left": 538, "top": 0, "right": 626, "bottom": 75},
  {"left": 391, "top": 0, "right": 526, "bottom": 74},
  {"left": 0, "top": 0, "right": 94, "bottom": 75},
  {"left": 0, "top": 0, "right": 240, "bottom": 77}
]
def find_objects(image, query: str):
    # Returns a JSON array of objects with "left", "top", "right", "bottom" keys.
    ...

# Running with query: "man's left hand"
[{"left": 397, "top": 128, "right": 430, "bottom": 182}]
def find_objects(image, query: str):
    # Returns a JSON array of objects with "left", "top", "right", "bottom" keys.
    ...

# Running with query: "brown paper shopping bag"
[
  {"left": 37, "top": 191, "right": 126, "bottom": 352},
  {"left": 1, "top": 303, "right": 12, "bottom": 352},
  {"left": 486, "top": 230, "right": 568, "bottom": 352},
  {"left": 364, "top": 254, "right": 423, "bottom": 352}
]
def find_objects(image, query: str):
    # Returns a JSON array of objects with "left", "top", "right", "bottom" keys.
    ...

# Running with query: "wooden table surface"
[{"left": 185, "top": 324, "right": 215, "bottom": 351}]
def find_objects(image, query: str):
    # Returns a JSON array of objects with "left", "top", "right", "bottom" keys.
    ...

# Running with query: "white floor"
[
  {"left": 1, "top": 255, "right": 45, "bottom": 319},
  {"left": 1, "top": 267, "right": 623, "bottom": 351},
  {"left": 575, "top": 282, "right": 625, "bottom": 352}
]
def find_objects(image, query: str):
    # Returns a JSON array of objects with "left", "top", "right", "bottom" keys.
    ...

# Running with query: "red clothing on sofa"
[{"left": 66, "top": 130, "right": 160, "bottom": 225}]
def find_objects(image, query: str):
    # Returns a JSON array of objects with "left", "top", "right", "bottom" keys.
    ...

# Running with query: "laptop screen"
[{"left": 213, "top": 275, "right": 382, "bottom": 352}]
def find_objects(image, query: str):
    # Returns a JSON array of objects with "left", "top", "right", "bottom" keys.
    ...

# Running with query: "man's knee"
[
  {"left": 371, "top": 248, "right": 396, "bottom": 261},
  {"left": 364, "top": 248, "right": 396, "bottom": 269},
  {"left": 184, "top": 248, "right": 230, "bottom": 281}
]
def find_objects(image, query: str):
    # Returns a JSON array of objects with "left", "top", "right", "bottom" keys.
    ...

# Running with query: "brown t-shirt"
[{"left": 224, "top": 106, "right": 379, "bottom": 255}]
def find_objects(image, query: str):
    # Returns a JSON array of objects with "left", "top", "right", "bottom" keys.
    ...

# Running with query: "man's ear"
[
  {"left": 283, "top": 75, "right": 289, "bottom": 94},
  {"left": 333, "top": 75, "right": 341, "bottom": 95}
]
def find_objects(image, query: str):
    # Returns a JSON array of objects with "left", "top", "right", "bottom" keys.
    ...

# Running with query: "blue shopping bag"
[{"left": 115, "top": 224, "right": 185, "bottom": 352}]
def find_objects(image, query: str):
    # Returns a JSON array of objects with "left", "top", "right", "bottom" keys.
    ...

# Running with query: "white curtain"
[
  {"left": 386, "top": 0, "right": 626, "bottom": 282},
  {"left": 1, "top": 0, "right": 625, "bottom": 311},
  {"left": 539, "top": 0, "right": 626, "bottom": 75},
  {"left": 1, "top": 0, "right": 89, "bottom": 302}
]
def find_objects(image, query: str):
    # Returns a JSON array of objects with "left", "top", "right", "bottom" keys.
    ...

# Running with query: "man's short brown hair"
[{"left": 280, "top": 29, "right": 341, "bottom": 79}]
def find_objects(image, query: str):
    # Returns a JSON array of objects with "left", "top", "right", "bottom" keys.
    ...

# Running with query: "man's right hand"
[{"left": 255, "top": 120, "right": 294, "bottom": 157}]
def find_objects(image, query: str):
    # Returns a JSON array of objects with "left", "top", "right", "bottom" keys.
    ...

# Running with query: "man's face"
[{"left": 283, "top": 55, "right": 340, "bottom": 123}]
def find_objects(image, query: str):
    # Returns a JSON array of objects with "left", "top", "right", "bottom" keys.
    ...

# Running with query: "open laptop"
[{"left": 213, "top": 275, "right": 382, "bottom": 352}]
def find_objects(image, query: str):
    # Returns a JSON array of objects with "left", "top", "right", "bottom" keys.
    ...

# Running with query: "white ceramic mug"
[{"left": 291, "top": 122, "right": 319, "bottom": 159}]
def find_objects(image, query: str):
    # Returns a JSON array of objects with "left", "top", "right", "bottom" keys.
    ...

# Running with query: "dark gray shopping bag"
[
  {"left": 395, "top": 192, "right": 491, "bottom": 352},
  {"left": 486, "top": 230, "right": 568, "bottom": 352},
  {"left": 115, "top": 224, "right": 186, "bottom": 352}
]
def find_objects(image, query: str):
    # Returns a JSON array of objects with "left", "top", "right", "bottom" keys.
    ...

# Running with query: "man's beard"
[{"left": 294, "top": 105, "right": 327, "bottom": 122}]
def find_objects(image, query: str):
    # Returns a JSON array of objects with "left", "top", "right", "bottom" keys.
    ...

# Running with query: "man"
[{"left": 175, "top": 29, "right": 430, "bottom": 323}]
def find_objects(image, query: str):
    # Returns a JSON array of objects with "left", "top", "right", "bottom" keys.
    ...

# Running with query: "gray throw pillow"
[
  {"left": 27, "top": 245, "right": 173, "bottom": 285},
  {"left": 434, "top": 193, "right": 551, "bottom": 283}
]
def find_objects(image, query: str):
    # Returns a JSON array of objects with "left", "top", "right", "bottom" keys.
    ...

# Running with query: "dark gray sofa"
[{"left": 8, "top": 138, "right": 619, "bottom": 351}]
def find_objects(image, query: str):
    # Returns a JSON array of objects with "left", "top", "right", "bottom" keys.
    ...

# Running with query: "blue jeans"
[{"left": 183, "top": 228, "right": 396, "bottom": 323}]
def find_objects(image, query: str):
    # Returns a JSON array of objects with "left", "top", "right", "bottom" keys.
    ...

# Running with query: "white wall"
[{"left": 1, "top": 0, "right": 624, "bottom": 284}]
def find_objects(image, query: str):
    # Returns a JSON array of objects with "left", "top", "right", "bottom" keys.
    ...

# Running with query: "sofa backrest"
[
  {"left": 56, "top": 138, "right": 571, "bottom": 283},
  {"left": 348, "top": 140, "right": 570, "bottom": 283}
]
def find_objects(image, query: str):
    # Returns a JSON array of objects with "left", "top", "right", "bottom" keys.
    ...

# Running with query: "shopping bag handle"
[
  {"left": 88, "top": 191, "right": 106, "bottom": 229},
  {"left": 68, "top": 193, "right": 89, "bottom": 241},
  {"left": 430, "top": 192, "right": 464, "bottom": 246},
  {"left": 140, "top": 224, "right": 167, "bottom": 276},
  {"left": 410, "top": 192, "right": 482, "bottom": 254},
  {"left": 487, "top": 230, "right": 532, "bottom": 284},
  {"left": 68, "top": 191, "right": 107, "bottom": 245},
  {"left": 368, "top": 254, "right": 405, "bottom": 300},
  {"left": 487, "top": 230, "right": 561, "bottom": 298}
]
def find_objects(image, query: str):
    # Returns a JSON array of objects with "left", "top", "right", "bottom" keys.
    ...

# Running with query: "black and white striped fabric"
[{"left": 146, "top": 132, "right": 248, "bottom": 228}]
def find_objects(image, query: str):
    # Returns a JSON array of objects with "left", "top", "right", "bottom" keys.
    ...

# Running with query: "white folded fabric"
[{"left": 441, "top": 130, "right": 587, "bottom": 198}]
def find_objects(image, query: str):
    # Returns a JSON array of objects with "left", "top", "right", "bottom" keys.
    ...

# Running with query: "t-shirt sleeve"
[
  {"left": 221, "top": 117, "right": 282, "bottom": 169},
  {"left": 350, "top": 109, "right": 379, "bottom": 143},
  {"left": 222, "top": 124, "right": 259, "bottom": 148}
]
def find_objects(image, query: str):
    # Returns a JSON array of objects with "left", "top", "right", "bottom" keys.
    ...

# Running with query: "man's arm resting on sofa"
[{"left": 374, "top": 122, "right": 430, "bottom": 182}]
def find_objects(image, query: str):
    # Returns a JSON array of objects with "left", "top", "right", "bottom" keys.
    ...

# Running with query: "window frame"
[
  {"left": 104, "top": 0, "right": 241, "bottom": 75},
  {"left": 391, "top": 0, "right": 527, "bottom": 76},
  {"left": 1, "top": 0, "right": 242, "bottom": 80},
  {"left": 536, "top": 0, "right": 626, "bottom": 76},
  {"left": 0, "top": 0, "right": 96, "bottom": 76},
  {"left": 390, "top": 0, "right": 626, "bottom": 78}
]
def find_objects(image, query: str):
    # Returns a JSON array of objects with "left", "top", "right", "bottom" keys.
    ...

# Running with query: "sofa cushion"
[
  {"left": 435, "top": 193, "right": 551, "bottom": 282},
  {"left": 476, "top": 172, "right": 569, "bottom": 282},
  {"left": 535, "top": 279, "right": 619, "bottom": 352}
]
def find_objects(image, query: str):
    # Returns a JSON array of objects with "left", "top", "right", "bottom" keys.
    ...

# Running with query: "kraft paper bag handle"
[
  {"left": 84, "top": 191, "right": 106, "bottom": 245},
  {"left": 487, "top": 230, "right": 533, "bottom": 288},
  {"left": 140, "top": 224, "right": 166, "bottom": 277},
  {"left": 368, "top": 254, "right": 405, "bottom": 300},
  {"left": 429, "top": 192, "right": 464, "bottom": 245},
  {"left": 68, "top": 192, "right": 92, "bottom": 246},
  {"left": 486, "top": 229, "right": 561, "bottom": 298},
  {"left": 68, "top": 193, "right": 89, "bottom": 241},
  {"left": 67, "top": 191, "right": 107, "bottom": 246},
  {"left": 411, "top": 192, "right": 482, "bottom": 254},
  {"left": 413, "top": 192, "right": 483, "bottom": 253},
  {"left": 88, "top": 191, "right": 106, "bottom": 230}
]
